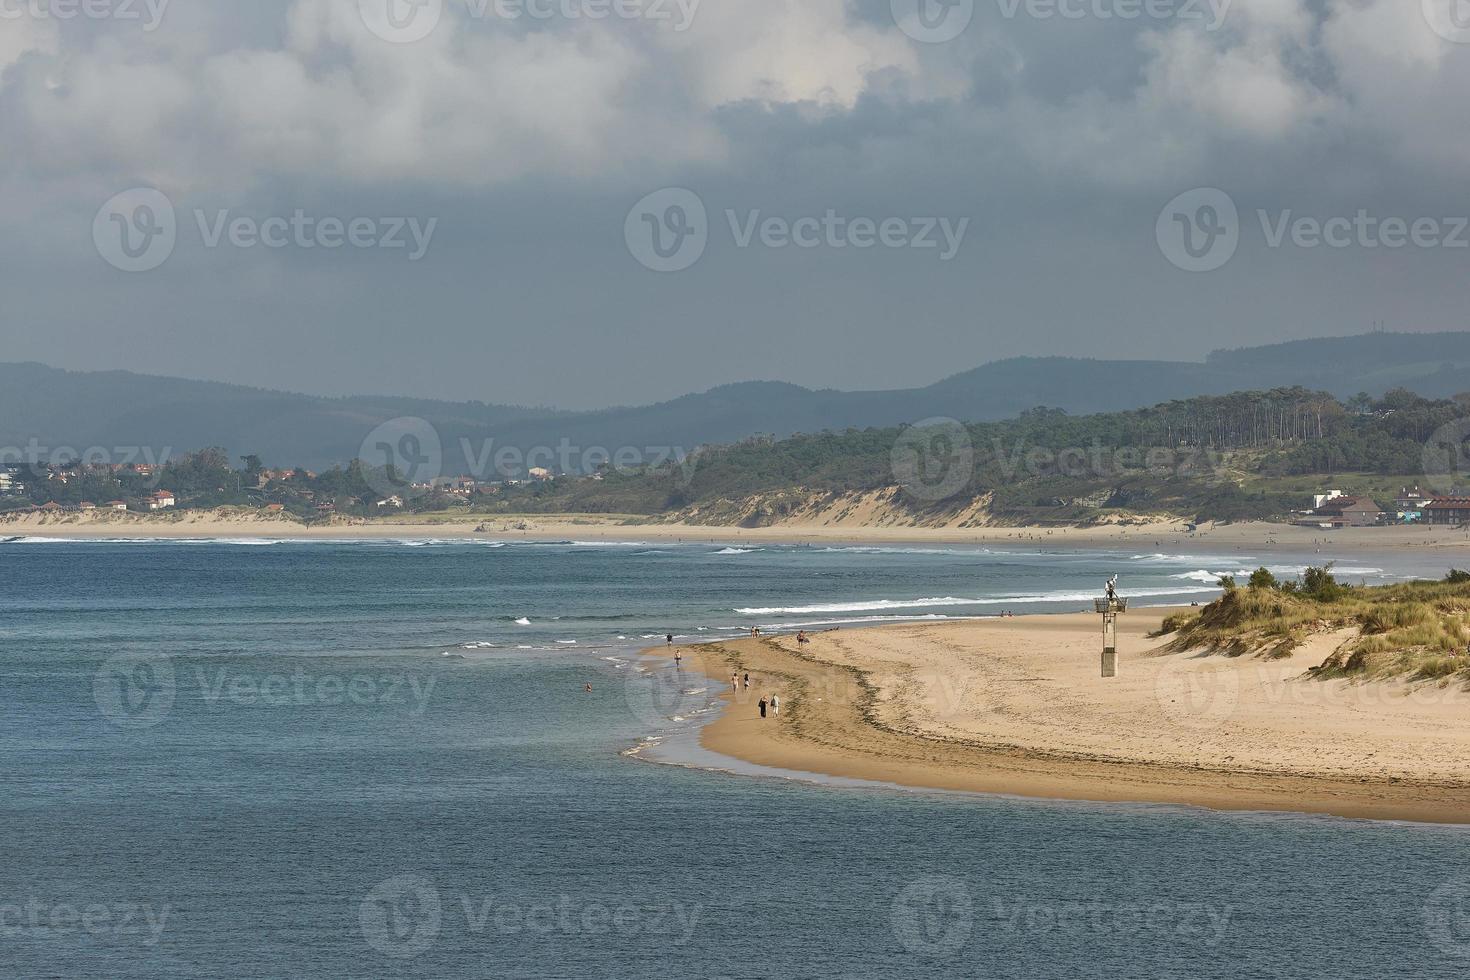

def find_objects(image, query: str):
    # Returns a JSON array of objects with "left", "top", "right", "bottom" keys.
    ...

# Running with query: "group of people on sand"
[{"left": 729, "top": 671, "right": 780, "bottom": 718}]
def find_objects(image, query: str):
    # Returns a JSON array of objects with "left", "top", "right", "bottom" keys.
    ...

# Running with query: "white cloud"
[
  {"left": 0, "top": 14, "right": 59, "bottom": 83},
  {"left": 0, "top": 0, "right": 935, "bottom": 189},
  {"left": 0, "top": 0, "right": 1467, "bottom": 199},
  {"left": 1132, "top": 0, "right": 1330, "bottom": 140},
  {"left": 648, "top": 0, "right": 925, "bottom": 107}
]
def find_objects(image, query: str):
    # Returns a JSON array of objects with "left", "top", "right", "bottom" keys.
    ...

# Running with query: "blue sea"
[{"left": 1, "top": 537, "right": 1466, "bottom": 979}]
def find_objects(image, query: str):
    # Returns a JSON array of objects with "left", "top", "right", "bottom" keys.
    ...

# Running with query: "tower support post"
[{"left": 1094, "top": 596, "right": 1127, "bottom": 678}]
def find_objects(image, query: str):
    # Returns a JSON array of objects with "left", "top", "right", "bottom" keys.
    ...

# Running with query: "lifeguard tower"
[{"left": 1094, "top": 576, "right": 1126, "bottom": 678}]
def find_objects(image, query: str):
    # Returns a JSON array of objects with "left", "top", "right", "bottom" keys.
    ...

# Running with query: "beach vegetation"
[
  {"left": 1159, "top": 568, "right": 1470, "bottom": 680},
  {"left": 1248, "top": 567, "right": 1279, "bottom": 590}
]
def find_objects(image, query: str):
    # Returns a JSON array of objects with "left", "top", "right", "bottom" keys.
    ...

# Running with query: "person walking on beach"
[
  {"left": 666, "top": 633, "right": 673, "bottom": 645},
  {"left": 731, "top": 672, "right": 739, "bottom": 692},
  {"left": 743, "top": 672, "right": 750, "bottom": 690},
  {"left": 758, "top": 696, "right": 767, "bottom": 719},
  {"left": 770, "top": 694, "right": 779, "bottom": 717}
]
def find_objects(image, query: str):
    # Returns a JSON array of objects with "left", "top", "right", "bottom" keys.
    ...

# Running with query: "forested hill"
[
  {"left": 6, "top": 387, "right": 1467, "bottom": 526},
  {"left": 495, "top": 387, "right": 1470, "bottom": 525}
]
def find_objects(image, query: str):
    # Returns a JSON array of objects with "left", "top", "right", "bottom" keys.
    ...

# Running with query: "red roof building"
[{"left": 1424, "top": 497, "right": 1470, "bottom": 526}]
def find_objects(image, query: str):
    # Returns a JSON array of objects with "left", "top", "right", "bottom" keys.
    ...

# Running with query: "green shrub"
[
  {"left": 1302, "top": 565, "right": 1345, "bottom": 602},
  {"left": 1248, "top": 566, "right": 1279, "bottom": 590}
]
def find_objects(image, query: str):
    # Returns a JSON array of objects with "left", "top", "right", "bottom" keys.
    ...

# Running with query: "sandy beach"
[
  {"left": 669, "top": 610, "right": 1470, "bottom": 824},
  {"left": 4, "top": 507, "right": 1470, "bottom": 553}
]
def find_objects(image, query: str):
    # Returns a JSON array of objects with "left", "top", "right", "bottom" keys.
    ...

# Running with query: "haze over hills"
[{"left": 3, "top": 331, "right": 1469, "bottom": 473}]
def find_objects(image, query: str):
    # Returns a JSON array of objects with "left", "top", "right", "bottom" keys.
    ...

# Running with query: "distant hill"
[
  {"left": 498, "top": 386, "right": 1470, "bottom": 527},
  {"left": 3, "top": 331, "right": 1468, "bottom": 472}
]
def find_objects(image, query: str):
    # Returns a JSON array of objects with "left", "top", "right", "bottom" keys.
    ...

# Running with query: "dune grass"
[{"left": 1158, "top": 569, "right": 1470, "bottom": 681}]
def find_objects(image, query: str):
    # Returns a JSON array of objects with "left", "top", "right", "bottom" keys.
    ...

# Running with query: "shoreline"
[
  {"left": 4, "top": 509, "right": 1470, "bottom": 553},
  {"left": 661, "top": 611, "right": 1470, "bottom": 825}
]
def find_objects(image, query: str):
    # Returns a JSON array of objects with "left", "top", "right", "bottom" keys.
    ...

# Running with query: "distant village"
[
  {"left": 1294, "top": 487, "right": 1470, "bottom": 528},
  {"left": 0, "top": 452, "right": 563, "bottom": 521}
]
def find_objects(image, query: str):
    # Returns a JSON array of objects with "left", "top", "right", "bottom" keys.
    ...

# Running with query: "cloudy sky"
[{"left": 2, "top": 0, "right": 1468, "bottom": 408}]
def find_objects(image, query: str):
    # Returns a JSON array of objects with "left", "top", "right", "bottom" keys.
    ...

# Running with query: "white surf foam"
[
  {"left": 762, "top": 613, "right": 978, "bottom": 628},
  {"left": 1129, "top": 553, "right": 1259, "bottom": 564},
  {"left": 817, "top": 545, "right": 967, "bottom": 556},
  {"left": 569, "top": 541, "right": 650, "bottom": 547},
  {"left": 736, "top": 586, "right": 1219, "bottom": 616},
  {"left": 1171, "top": 569, "right": 1253, "bottom": 583}
]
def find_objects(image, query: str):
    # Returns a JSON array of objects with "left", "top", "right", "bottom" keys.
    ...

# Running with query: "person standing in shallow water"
[{"left": 758, "top": 696, "right": 767, "bottom": 719}]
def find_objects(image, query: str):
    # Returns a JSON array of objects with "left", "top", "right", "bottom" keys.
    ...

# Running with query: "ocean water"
[{"left": 1, "top": 538, "right": 1466, "bottom": 979}]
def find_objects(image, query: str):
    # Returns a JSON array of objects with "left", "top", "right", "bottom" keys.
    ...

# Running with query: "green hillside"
[{"left": 480, "top": 386, "right": 1470, "bottom": 525}]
